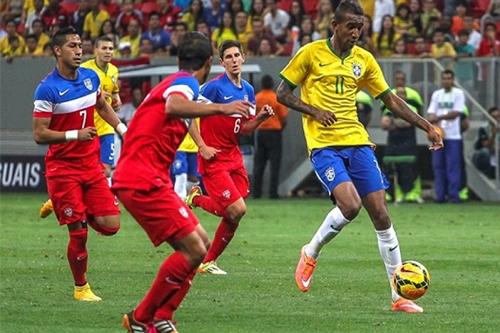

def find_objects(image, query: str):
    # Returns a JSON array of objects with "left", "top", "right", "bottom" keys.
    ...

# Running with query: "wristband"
[
  {"left": 65, "top": 130, "right": 78, "bottom": 141},
  {"left": 116, "top": 122, "right": 128, "bottom": 135}
]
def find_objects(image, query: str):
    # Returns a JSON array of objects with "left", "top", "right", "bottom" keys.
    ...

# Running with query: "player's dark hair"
[
  {"left": 219, "top": 40, "right": 243, "bottom": 59},
  {"left": 487, "top": 106, "right": 499, "bottom": 115},
  {"left": 261, "top": 74, "right": 274, "bottom": 90},
  {"left": 457, "top": 29, "right": 469, "bottom": 37},
  {"left": 394, "top": 70, "right": 406, "bottom": 79},
  {"left": 94, "top": 35, "right": 114, "bottom": 47},
  {"left": 334, "top": 0, "right": 364, "bottom": 23},
  {"left": 50, "top": 26, "right": 79, "bottom": 58},
  {"left": 178, "top": 31, "right": 212, "bottom": 71},
  {"left": 442, "top": 69, "right": 455, "bottom": 78}
]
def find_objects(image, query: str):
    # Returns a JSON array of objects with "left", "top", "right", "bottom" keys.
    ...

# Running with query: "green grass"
[{"left": 1, "top": 193, "right": 499, "bottom": 333}]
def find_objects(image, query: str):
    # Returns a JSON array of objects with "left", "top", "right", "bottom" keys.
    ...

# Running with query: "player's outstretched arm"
[
  {"left": 240, "top": 105, "right": 275, "bottom": 135},
  {"left": 276, "top": 80, "right": 336, "bottom": 126},
  {"left": 188, "top": 120, "right": 220, "bottom": 160},
  {"left": 96, "top": 94, "right": 127, "bottom": 136},
  {"left": 381, "top": 92, "right": 443, "bottom": 150},
  {"left": 33, "top": 118, "right": 96, "bottom": 144},
  {"left": 166, "top": 95, "right": 250, "bottom": 118}
]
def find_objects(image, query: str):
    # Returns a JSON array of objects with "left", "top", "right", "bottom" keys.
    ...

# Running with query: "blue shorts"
[
  {"left": 311, "top": 146, "right": 389, "bottom": 198},
  {"left": 99, "top": 134, "right": 115, "bottom": 166},
  {"left": 172, "top": 151, "right": 199, "bottom": 177}
]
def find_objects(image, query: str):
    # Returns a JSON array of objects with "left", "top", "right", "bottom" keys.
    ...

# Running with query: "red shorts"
[
  {"left": 114, "top": 183, "right": 199, "bottom": 247},
  {"left": 46, "top": 170, "right": 119, "bottom": 225},
  {"left": 203, "top": 165, "right": 249, "bottom": 209}
]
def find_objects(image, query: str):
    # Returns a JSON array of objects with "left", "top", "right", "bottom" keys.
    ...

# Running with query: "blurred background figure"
[{"left": 473, "top": 106, "right": 500, "bottom": 179}]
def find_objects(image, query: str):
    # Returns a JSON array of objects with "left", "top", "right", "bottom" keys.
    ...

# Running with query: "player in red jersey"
[
  {"left": 32, "top": 27, "right": 127, "bottom": 302},
  {"left": 185, "top": 40, "right": 275, "bottom": 275},
  {"left": 112, "top": 33, "right": 252, "bottom": 333}
]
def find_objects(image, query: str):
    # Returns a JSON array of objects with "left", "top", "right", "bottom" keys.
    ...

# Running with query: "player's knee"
[
  {"left": 371, "top": 208, "right": 391, "bottom": 228},
  {"left": 90, "top": 218, "right": 120, "bottom": 236},
  {"left": 338, "top": 201, "right": 362, "bottom": 220},
  {"left": 189, "top": 241, "right": 207, "bottom": 265}
]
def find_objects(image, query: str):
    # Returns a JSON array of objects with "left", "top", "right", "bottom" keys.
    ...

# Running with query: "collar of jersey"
[
  {"left": 223, "top": 72, "right": 243, "bottom": 89},
  {"left": 326, "top": 38, "right": 352, "bottom": 64},
  {"left": 54, "top": 67, "right": 79, "bottom": 81}
]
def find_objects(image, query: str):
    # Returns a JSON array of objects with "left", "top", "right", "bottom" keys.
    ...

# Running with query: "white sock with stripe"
[{"left": 376, "top": 224, "right": 402, "bottom": 301}]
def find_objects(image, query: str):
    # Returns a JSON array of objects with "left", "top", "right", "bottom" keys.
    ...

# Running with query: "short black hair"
[
  {"left": 219, "top": 40, "right": 243, "bottom": 59},
  {"left": 457, "top": 29, "right": 469, "bottom": 37},
  {"left": 487, "top": 106, "right": 499, "bottom": 114},
  {"left": 178, "top": 31, "right": 212, "bottom": 71},
  {"left": 25, "top": 34, "right": 38, "bottom": 42},
  {"left": 261, "top": 74, "right": 274, "bottom": 90},
  {"left": 51, "top": 26, "right": 78, "bottom": 48},
  {"left": 334, "top": 0, "right": 364, "bottom": 23},
  {"left": 94, "top": 35, "right": 114, "bottom": 47},
  {"left": 442, "top": 69, "right": 455, "bottom": 78}
]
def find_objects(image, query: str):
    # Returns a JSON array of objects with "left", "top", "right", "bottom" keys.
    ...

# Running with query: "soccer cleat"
[
  {"left": 39, "top": 199, "right": 54, "bottom": 218},
  {"left": 197, "top": 261, "right": 227, "bottom": 275},
  {"left": 185, "top": 185, "right": 202, "bottom": 209},
  {"left": 391, "top": 298, "right": 424, "bottom": 313},
  {"left": 295, "top": 245, "right": 317, "bottom": 292},
  {"left": 74, "top": 282, "right": 102, "bottom": 302},
  {"left": 154, "top": 319, "right": 179, "bottom": 333},
  {"left": 122, "top": 311, "right": 149, "bottom": 333}
]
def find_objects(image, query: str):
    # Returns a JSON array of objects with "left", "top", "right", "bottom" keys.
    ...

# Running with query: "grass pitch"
[{"left": 1, "top": 193, "right": 499, "bottom": 333}]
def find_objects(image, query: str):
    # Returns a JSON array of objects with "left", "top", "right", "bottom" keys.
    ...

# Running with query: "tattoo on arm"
[{"left": 276, "top": 81, "right": 314, "bottom": 116}]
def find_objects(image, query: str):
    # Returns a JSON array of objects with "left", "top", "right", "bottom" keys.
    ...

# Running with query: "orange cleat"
[
  {"left": 294, "top": 245, "right": 317, "bottom": 292},
  {"left": 185, "top": 185, "right": 202, "bottom": 209},
  {"left": 391, "top": 298, "right": 424, "bottom": 313},
  {"left": 39, "top": 199, "right": 54, "bottom": 218},
  {"left": 122, "top": 311, "right": 149, "bottom": 333}
]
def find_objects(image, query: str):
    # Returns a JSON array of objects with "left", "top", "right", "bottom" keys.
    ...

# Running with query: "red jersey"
[
  {"left": 198, "top": 73, "right": 256, "bottom": 172},
  {"left": 112, "top": 71, "right": 200, "bottom": 190},
  {"left": 33, "top": 67, "right": 101, "bottom": 176}
]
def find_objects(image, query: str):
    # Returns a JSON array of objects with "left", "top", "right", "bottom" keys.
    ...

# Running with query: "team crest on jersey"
[
  {"left": 352, "top": 63, "right": 362, "bottom": 78},
  {"left": 325, "top": 167, "right": 335, "bottom": 182},
  {"left": 222, "top": 189, "right": 231, "bottom": 199},
  {"left": 64, "top": 207, "right": 73, "bottom": 217},
  {"left": 84, "top": 78, "right": 93, "bottom": 90}
]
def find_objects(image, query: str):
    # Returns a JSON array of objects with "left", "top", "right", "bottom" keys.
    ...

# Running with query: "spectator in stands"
[
  {"left": 252, "top": 74, "right": 288, "bottom": 199},
  {"left": 381, "top": 71, "right": 424, "bottom": 203},
  {"left": 196, "top": 20, "right": 211, "bottom": 38},
  {"left": 374, "top": 15, "right": 399, "bottom": 57},
  {"left": 41, "top": 0, "right": 69, "bottom": 33},
  {"left": 82, "top": 0, "right": 109, "bottom": 41},
  {"left": 142, "top": 12, "right": 172, "bottom": 53},
  {"left": 30, "top": 19, "right": 49, "bottom": 52},
  {"left": 25, "top": 33, "right": 43, "bottom": 56},
  {"left": 462, "top": 15, "right": 482, "bottom": 51},
  {"left": 115, "top": 0, "right": 143, "bottom": 36},
  {"left": 250, "top": 0, "right": 266, "bottom": 22},
  {"left": 412, "top": 34, "right": 430, "bottom": 57},
  {"left": 358, "top": 14, "right": 377, "bottom": 54},
  {"left": 82, "top": 38, "right": 94, "bottom": 56},
  {"left": 101, "top": 0, "right": 120, "bottom": 19},
  {"left": 480, "top": 0, "right": 500, "bottom": 33},
  {"left": 203, "top": 0, "right": 225, "bottom": 30},
  {"left": 139, "top": 38, "right": 156, "bottom": 58},
  {"left": 263, "top": 0, "right": 290, "bottom": 43},
  {"left": 182, "top": 0, "right": 204, "bottom": 32},
  {"left": 229, "top": 0, "right": 244, "bottom": 15},
  {"left": 0, "top": 19, "right": 25, "bottom": 57},
  {"left": 247, "top": 17, "right": 282, "bottom": 56},
  {"left": 392, "top": 37, "right": 408, "bottom": 57},
  {"left": 408, "top": 0, "right": 423, "bottom": 35},
  {"left": 314, "top": 0, "right": 334, "bottom": 38},
  {"left": 119, "top": 18, "right": 141, "bottom": 58},
  {"left": 99, "top": 19, "right": 119, "bottom": 48},
  {"left": 25, "top": 0, "right": 45, "bottom": 34},
  {"left": 168, "top": 21, "right": 188, "bottom": 56},
  {"left": 427, "top": 69, "right": 465, "bottom": 203},
  {"left": 421, "top": 0, "right": 441, "bottom": 35},
  {"left": 451, "top": 2, "right": 467, "bottom": 36},
  {"left": 394, "top": 3, "right": 414, "bottom": 39},
  {"left": 476, "top": 22, "right": 500, "bottom": 56},
  {"left": 235, "top": 10, "right": 252, "bottom": 51},
  {"left": 211, "top": 11, "right": 239, "bottom": 53},
  {"left": 454, "top": 29, "right": 475, "bottom": 87},
  {"left": 119, "top": 86, "right": 143, "bottom": 126},
  {"left": 116, "top": 40, "right": 132, "bottom": 59},
  {"left": 431, "top": 28, "right": 457, "bottom": 61},
  {"left": 3, "top": 0, "right": 23, "bottom": 22},
  {"left": 72, "top": 0, "right": 91, "bottom": 36},
  {"left": 473, "top": 106, "right": 500, "bottom": 179},
  {"left": 358, "top": 0, "right": 375, "bottom": 19},
  {"left": 299, "top": 15, "right": 321, "bottom": 41},
  {"left": 257, "top": 36, "right": 274, "bottom": 56},
  {"left": 158, "top": 0, "right": 182, "bottom": 30},
  {"left": 287, "top": 0, "right": 305, "bottom": 31},
  {"left": 355, "top": 90, "right": 373, "bottom": 128},
  {"left": 373, "top": 0, "right": 395, "bottom": 34}
]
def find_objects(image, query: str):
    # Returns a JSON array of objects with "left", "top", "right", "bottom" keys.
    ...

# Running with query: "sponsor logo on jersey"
[{"left": 59, "top": 89, "right": 69, "bottom": 96}]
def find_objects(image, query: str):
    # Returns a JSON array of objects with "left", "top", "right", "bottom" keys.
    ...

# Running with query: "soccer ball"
[{"left": 392, "top": 261, "right": 430, "bottom": 300}]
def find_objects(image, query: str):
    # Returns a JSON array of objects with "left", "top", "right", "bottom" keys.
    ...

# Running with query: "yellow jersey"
[
  {"left": 280, "top": 39, "right": 390, "bottom": 152},
  {"left": 81, "top": 59, "right": 120, "bottom": 136},
  {"left": 178, "top": 119, "right": 200, "bottom": 153}
]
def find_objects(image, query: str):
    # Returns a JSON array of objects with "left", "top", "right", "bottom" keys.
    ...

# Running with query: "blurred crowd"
[{"left": 1, "top": 0, "right": 499, "bottom": 61}]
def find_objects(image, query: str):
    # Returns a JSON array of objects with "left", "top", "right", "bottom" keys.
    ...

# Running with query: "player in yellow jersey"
[
  {"left": 277, "top": 0, "right": 443, "bottom": 313},
  {"left": 40, "top": 36, "right": 122, "bottom": 218},
  {"left": 172, "top": 120, "right": 201, "bottom": 200}
]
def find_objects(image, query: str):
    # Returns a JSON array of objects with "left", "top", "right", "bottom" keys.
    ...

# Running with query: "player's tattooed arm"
[{"left": 277, "top": 80, "right": 336, "bottom": 126}]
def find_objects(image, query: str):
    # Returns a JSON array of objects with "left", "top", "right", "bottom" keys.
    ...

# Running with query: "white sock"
[
  {"left": 186, "top": 180, "right": 200, "bottom": 193},
  {"left": 174, "top": 173, "right": 188, "bottom": 199},
  {"left": 305, "top": 207, "right": 350, "bottom": 259},
  {"left": 376, "top": 224, "right": 402, "bottom": 301},
  {"left": 107, "top": 176, "right": 112, "bottom": 187}
]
